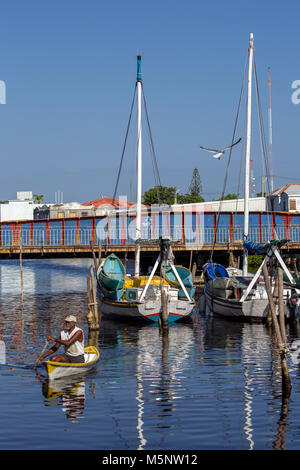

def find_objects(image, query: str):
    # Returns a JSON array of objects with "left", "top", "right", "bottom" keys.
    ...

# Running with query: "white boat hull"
[
  {"left": 204, "top": 286, "right": 290, "bottom": 322},
  {"left": 44, "top": 347, "right": 99, "bottom": 380},
  {"left": 99, "top": 295, "right": 195, "bottom": 323}
]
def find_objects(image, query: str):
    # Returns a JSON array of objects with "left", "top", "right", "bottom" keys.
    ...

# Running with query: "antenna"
[{"left": 54, "top": 190, "right": 63, "bottom": 204}]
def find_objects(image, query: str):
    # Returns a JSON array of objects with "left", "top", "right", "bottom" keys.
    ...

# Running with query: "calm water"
[{"left": 1, "top": 258, "right": 300, "bottom": 451}]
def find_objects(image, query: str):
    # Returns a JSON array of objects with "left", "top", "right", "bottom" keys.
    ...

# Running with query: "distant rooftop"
[
  {"left": 268, "top": 184, "right": 300, "bottom": 196},
  {"left": 82, "top": 197, "right": 136, "bottom": 209}
]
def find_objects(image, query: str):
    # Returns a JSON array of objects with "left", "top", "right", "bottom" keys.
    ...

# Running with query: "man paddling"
[{"left": 34, "top": 315, "right": 85, "bottom": 367}]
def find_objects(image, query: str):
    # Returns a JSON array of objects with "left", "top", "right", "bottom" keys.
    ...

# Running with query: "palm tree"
[{"left": 33, "top": 194, "right": 44, "bottom": 204}]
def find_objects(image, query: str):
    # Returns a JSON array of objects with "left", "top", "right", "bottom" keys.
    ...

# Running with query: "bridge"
[{"left": 0, "top": 210, "right": 300, "bottom": 269}]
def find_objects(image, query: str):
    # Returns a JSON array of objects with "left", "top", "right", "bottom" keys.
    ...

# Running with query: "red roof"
[{"left": 82, "top": 197, "right": 136, "bottom": 209}]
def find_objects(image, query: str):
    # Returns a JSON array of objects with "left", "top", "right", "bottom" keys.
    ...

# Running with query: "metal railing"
[{"left": 0, "top": 224, "right": 297, "bottom": 247}]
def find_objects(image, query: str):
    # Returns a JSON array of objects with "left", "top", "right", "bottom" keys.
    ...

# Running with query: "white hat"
[{"left": 65, "top": 315, "right": 77, "bottom": 323}]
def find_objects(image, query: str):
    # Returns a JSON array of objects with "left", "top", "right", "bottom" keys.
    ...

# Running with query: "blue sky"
[{"left": 0, "top": 0, "right": 299, "bottom": 203}]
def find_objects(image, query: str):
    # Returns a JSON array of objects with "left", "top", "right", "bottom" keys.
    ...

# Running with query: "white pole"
[
  {"left": 135, "top": 56, "right": 142, "bottom": 276},
  {"left": 243, "top": 33, "right": 254, "bottom": 276}
]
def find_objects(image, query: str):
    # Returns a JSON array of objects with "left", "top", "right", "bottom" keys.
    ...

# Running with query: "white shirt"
[{"left": 60, "top": 326, "right": 84, "bottom": 357}]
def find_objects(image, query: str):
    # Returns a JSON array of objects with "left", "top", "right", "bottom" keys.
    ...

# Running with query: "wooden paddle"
[{"left": 34, "top": 340, "right": 49, "bottom": 369}]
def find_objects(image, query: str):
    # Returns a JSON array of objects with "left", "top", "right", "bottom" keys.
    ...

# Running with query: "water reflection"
[
  {"left": 2, "top": 259, "right": 300, "bottom": 449},
  {"left": 136, "top": 324, "right": 195, "bottom": 449},
  {"left": 0, "top": 340, "right": 6, "bottom": 364},
  {"left": 42, "top": 378, "right": 86, "bottom": 422},
  {"left": 202, "top": 313, "right": 294, "bottom": 450},
  {"left": 0, "top": 258, "right": 91, "bottom": 297}
]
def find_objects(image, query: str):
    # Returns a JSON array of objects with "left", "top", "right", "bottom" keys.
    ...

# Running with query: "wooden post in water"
[
  {"left": 86, "top": 276, "right": 94, "bottom": 328},
  {"left": 263, "top": 263, "right": 291, "bottom": 397},
  {"left": 90, "top": 240, "right": 98, "bottom": 270},
  {"left": 86, "top": 265, "right": 100, "bottom": 330},
  {"left": 189, "top": 250, "right": 193, "bottom": 272},
  {"left": 277, "top": 266, "right": 287, "bottom": 344},
  {"left": 277, "top": 265, "right": 291, "bottom": 396},
  {"left": 192, "top": 262, "right": 197, "bottom": 283},
  {"left": 160, "top": 285, "right": 169, "bottom": 330},
  {"left": 268, "top": 275, "right": 279, "bottom": 327},
  {"left": 98, "top": 241, "right": 102, "bottom": 269},
  {"left": 263, "top": 264, "right": 283, "bottom": 346}
]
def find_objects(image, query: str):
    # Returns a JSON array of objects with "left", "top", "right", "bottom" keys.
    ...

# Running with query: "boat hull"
[
  {"left": 43, "top": 346, "right": 100, "bottom": 380},
  {"left": 99, "top": 295, "right": 195, "bottom": 323},
  {"left": 204, "top": 286, "right": 290, "bottom": 322},
  {"left": 204, "top": 286, "right": 268, "bottom": 321},
  {"left": 162, "top": 264, "right": 194, "bottom": 289},
  {"left": 99, "top": 254, "right": 125, "bottom": 291}
]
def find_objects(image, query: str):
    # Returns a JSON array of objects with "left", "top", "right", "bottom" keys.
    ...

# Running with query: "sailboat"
[
  {"left": 97, "top": 56, "right": 195, "bottom": 323},
  {"left": 203, "top": 33, "right": 296, "bottom": 322}
]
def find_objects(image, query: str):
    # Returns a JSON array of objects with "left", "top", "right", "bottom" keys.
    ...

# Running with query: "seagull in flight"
[{"left": 200, "top": 137, "right": 242, "bottom": 160}]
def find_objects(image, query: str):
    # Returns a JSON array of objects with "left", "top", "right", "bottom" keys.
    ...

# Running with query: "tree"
[
  {"left": 142, "top": 184, "right": 205, "bottom": 206},
  {"left": 33, "top": 194, "right": 44, "bottom": 204},
  {"left": 214, "top": 193, "right": 239, "bottom": 201},
  {"left": 142, "top": 186, "right": 178, "bottom": 206},
  {"left": 223, "top": 193, "right": 238, "bottom": 200},
  {"left": 188, "top": 168, "right": 202, "bottom": 199},
  {"left": 142, "top": 169, "right": 206, "bottom": 206}
]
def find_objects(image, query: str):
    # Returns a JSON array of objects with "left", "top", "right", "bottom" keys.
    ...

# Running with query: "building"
[
  {"left": 34, "top": 202, "right": 96, "bottom": 219},
  {"left": 266, "top": 184, "right": 300, "bottom": 212},
  {"left": 82, "top": 197, "right": 136, "bottom": 215},
  {"left": 170, "top": 196, "right": 266, "bottom": 213},
  {"left": 33, "top": 198, "right": 136, "bottom": 220},
  {"left": 0, "top": 191, "right": 42, "bottom": 222}
]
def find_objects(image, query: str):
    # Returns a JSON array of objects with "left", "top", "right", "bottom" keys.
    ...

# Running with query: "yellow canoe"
[{"left": 43, "top": 346, "right": 100, "bottom": 380}]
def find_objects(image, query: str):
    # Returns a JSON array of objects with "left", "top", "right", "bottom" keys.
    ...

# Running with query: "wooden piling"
[
  {"left": 262, "top": 264, "right": 283, "bottom": 346},
  {"left": 268, "top": 275, "right": 278, "bottom": 327},
  {"left": 277, "top": 266, "right": 287, "bottom": 344},
  {"left": 160, "top": 286, "right": 169, "bottom": 330},
  {"left": 86, "top": 265, "right": 100, "bottom": 330},
  {"left": 263, "top": 263, "right": 292, "bottom": 397},
  {"left": 189, "top": 250, "right": 193, "bottom": 272},
  {"left": 88, "top": 328, "right": 99, "bottom": 347},
  {"left": 192, "top": 262, "right": 197, "bottom": 282},
  {"left": 98, "top": 241, "right": 102, "bottom": 269},
  {"left": 90, "top": 241, "right": 98, "bottom": 270},
  {"left": 86, "top": 276, "right": 94, "bottom": 328}
]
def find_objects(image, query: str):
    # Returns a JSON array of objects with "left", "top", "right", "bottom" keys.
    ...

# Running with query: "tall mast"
[
  {"left": 135, "top": 55, "right": 142, "bottom": 276},
  {"left": 268, "top": 67, "right": 274, "bottom": 193},
  {"left": 243, "top": 33, "right": 254, "bottom": 276}
]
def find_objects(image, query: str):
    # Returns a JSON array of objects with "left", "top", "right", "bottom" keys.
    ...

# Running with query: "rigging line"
[
  {"left": 144, "top": 103, "right": 161, "bottom": 191},
  {"left": 141, "top": 85, "right": 161, "bottom": 186},
  {"left": 112, "top": 84, "right": 137, "bottom": 205},
  {"left": 234, "top": 107, "right": 247, "bottom": 223},
  {"left": 253, "top": 56, "right": 275, "bottom": 238},
  {"left": 141, "top": 84, "right": 162, "bottom": 205},
  {"left": 254, "top": 58, "right": 271, "bottom": 196},
  {"left": 141, "top": 87, "right": 162, "bottom": 207},
  {"left": 129, "top": 113, "right": 138, "bottom": 202},
  {"left": 210, "top": 50, "right": 248, "bottom": 261}
]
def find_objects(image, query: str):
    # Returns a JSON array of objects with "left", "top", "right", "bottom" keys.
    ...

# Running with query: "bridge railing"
[{"left": 0, "top": 224, "right": 297, "bottom": 247}]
